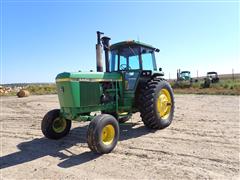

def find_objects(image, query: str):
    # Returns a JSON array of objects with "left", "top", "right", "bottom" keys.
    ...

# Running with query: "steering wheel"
[{"left": 120, "top": 64, "right": 131, "bottom": 71}]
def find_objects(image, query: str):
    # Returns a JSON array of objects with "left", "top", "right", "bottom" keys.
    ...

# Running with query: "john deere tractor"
[
  {"left": 174, "top": 69, "right": 198, "bottom": 88},
  {"left": 41, "top": 31, "right": 174, "bottom": 154}
]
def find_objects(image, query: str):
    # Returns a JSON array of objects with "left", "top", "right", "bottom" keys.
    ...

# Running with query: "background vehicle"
[
  {"left": 178, "top": 70, "right": 192, "bottom": 81},
  {"left": 174, "top": 69, "right": 197, "bottom": 88},
  {"left": 207, "top": 71, "right": 219, "bottom": 83},
  {"left": 202, "top": 71, "right": 220, "bottom": 88}
]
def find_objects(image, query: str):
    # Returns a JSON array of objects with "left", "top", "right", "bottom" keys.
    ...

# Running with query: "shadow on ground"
[{"left": 0, "top": 123, "right": 155, "bottom": 169}]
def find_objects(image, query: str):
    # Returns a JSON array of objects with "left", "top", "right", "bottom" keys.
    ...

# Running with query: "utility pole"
[
  {"left": 197, "top": 70, "right": 198, "bottom": 80},
  {"left": 169, "top": 72, "right": 170, "bottom": 81}
]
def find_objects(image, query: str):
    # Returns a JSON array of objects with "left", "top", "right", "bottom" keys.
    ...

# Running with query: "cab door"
[{"left": 119, "top": 54, "right": 141, "bottom": 109}]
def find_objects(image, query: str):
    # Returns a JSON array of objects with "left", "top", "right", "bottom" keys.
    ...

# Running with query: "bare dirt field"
[{"left": 0, "top": 94, "right": 239, "bottom": 179}]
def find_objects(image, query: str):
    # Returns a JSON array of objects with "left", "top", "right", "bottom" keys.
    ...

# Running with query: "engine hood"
[{"left": 56, "top": 72, "right": 122, "bottom": 82}]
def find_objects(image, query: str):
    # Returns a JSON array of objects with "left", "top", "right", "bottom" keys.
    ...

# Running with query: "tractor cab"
[
  {"left": 179, "top": 71, "right": 191, "bottom": 81},
  {"left": 109, "top": 41, "right": 159, "bottom": 72},
  {"left": 109, "top": 41, "right": 161, "bottom": 91},
  {"left": 207, "top": 71, "right": 219, "bottom": 83},
  {"left": 207, "top": 71, "right": 218, "bottom": 78}
]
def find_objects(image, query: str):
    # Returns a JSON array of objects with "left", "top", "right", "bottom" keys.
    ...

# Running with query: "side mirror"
[{"left": 159, "top": 67, "right": 162, "bottom": 71}]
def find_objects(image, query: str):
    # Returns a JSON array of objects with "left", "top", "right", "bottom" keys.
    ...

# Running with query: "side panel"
[
  {"left": 56, "top": 79, "right": 118, "bottom": 120},
  {"left": 80, "top": 82, "right": 101, "bottom": 106},
  {"left": 55, "top": 71, "right": 142, "bottom": 120},
  {"left": 57, "top": 81, "right": 102, "bottom": 109},
  {"left": 56, "top": 81, "right": 80, "bottom": 107}
]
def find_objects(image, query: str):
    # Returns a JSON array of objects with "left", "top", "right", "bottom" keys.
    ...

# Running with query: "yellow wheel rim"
[
  {"left": 157, "top": 88, "right": 172, "bottom": 119},
  {"left": 52, "top": 118, "right": 67, "bottom": 133},
  {"left": 101, "top": 124, "right": 115, "bottom": 145}
]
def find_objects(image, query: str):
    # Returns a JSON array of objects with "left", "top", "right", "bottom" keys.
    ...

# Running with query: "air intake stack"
[
  {"left": 101, "top": 36, "right": 111, "bottom": 72},
  {"left": 96, "top": 31, "right": 104, "bottom": 72}
]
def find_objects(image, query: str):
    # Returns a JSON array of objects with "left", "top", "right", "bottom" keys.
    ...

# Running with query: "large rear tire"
[
  {"left": 140, "top": 79, "right": 174, "bottom": 129},
  {"left": 87, "top": 114, "right": 119, "bottom": 154},
  {"left": 41, "top": 109, "right": 72, "bottom": 139}
]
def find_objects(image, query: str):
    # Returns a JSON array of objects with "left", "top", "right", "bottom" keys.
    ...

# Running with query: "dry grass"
[
  {"left": 0, "top": 84, "right": 57, "bottom": 96},
  {"left": 171, "top": 79, "right": 240, "bottom": 95},
  {"left": 25, "top": 84, "right": 57, "bottom": 95}
]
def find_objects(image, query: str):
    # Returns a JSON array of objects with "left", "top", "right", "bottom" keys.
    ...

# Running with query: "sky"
[{"left": 0, "top": 0, "right": 239, "bottom": 83}]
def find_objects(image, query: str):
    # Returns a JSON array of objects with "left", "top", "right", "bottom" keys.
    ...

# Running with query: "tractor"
[
  {"left": 202, "top": 71, "right": 220, "bottom": 88},
  {"left": 173, "top": 69, "right": 198, "bottom": 88},
  {"left": 206, "top": 71, "right": 219, "bottom": 83},
  {"left": 41, "top": 31, "right": 175, "bottom": 154},
  {"left": 178, "top": 70, "right": 191, "bottom": 81}
]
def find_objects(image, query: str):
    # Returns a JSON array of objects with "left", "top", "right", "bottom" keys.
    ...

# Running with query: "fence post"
[{"left": 232, "top": 68, "right": 234, "bottom": 81}]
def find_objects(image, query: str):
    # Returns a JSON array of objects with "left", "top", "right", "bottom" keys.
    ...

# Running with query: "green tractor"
[
  {"left": 179, "top": 71, "right": 191, "bottom": 81},
  {"left": 41, "top": 31, "right": 175, "bottom": 154},
  {"left": 174, "top": 69, "right": 198, "bottom": 88}
]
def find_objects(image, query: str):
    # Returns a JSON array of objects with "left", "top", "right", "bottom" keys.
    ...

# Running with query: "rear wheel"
[
  {"left": 87, "top": 114, "right": 119, "bottom": 154},
  {"left": 41, "top": 109, "right": 71, "bottom": 139},
  {"left": 140, "top": 79, "right": 174, "bottom": 129}
]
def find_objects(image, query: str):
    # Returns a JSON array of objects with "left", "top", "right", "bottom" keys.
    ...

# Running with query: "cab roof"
[
  {"left": 207, "top": 71, "right": 217, "bottom": 74},
  {"left": 110, "top": 40, "right": 159, "bottom": 52},
  {"left": 181, "top": 71, "right": 191, "bottom": 74}
]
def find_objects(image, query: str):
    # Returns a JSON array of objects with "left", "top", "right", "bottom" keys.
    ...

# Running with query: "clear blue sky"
[{"left": 1, "top": 0, "right": 239, "bottom": 83}]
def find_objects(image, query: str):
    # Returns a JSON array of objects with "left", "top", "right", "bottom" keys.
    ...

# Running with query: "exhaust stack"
[{"left": 96, "top": 31, "right": 104, "bottom": 72}]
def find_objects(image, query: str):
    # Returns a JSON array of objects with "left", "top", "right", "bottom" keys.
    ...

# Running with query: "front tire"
[
  {"left": 140, "top": 79, "right": 174, "bottom": 129},
  {"left": 87, "top": 114, "right": 119, "bottom": 154},
  {"left": 41, "top": 109, "right": 72, "bottom": 139}
]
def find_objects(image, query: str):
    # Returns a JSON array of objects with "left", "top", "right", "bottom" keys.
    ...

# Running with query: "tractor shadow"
[{"left": 0, "top": 122, "right": 155, "bottom": 169}]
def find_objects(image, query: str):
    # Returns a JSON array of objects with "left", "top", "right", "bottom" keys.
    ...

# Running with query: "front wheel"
[
  {"left": 87, "top": 114, "right": 119, "bottom": 154},
  {"left": 41, "top": 109, "right": 72, "bottom": 139}
]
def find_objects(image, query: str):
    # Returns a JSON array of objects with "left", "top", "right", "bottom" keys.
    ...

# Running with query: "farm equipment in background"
[
  {"left": 41, "top": 31, "right": 175, "bottom": 154},
  {"left": 202, "top": 71, "right": 220, "bottom": 88},
  {"left": 173, "top": 69, "right": 197, "bottom": 88},
  {"left": 207, "top": 71, "right": 219, "bottom": 83},
  {"left": 178, "top": 70, "right": 191, "bottom": 81}
]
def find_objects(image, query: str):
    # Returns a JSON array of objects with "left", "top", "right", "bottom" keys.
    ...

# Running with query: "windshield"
[
  {"left": 207, "top": 73, "right": 217, "bottom": 77},
  {"left": 110, "top": 46, "right": 157, "bottom": 71},
  {"left": 110, "top": 47, "right": 139, "bottom": 71},
  {"left": 180, "top": 72, "right": 190, "bottom": 78},
  {"left": 141, "top": 48, "right": 156, "bottom": 71}
]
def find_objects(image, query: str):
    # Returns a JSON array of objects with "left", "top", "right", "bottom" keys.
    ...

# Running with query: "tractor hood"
[{"left": 56, "top": 72, "right": 122, "bottom": 82}]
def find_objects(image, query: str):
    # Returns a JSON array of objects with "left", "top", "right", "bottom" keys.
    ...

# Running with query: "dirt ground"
[{"left": 0, "top": 94, "right": 239, "bottom": 179}]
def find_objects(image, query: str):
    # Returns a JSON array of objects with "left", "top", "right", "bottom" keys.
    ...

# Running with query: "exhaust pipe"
[
  {"left": 101, "top": 36, "right": 111, "bottom": 73},
  {"left": 96, "top": 31, "right": 103, "bottom": 72}
]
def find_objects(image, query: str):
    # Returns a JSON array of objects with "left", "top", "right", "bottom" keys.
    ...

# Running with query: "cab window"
[
  {"left": 110, "top": 47, "right": 140, "bottom": 71},
  {"left": 129, "top": 55, "right": 140, "bottom": 70},
  {"left": 141, "top": 48, "right": 156, "bottom": 71}
]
